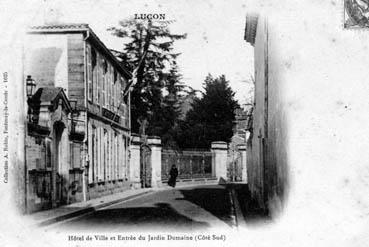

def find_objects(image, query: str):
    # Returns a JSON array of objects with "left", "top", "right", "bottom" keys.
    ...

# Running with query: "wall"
[
  {"left": 25, "top": 29, "right": 132, "bottom": 206},
  {"left": 247, "top": 16, "right": 267, "bottom": 210},
  {"left": 86, "top": 41, "right": 130, "bottom": 129},
  {"left": 84, "top": 39, "right": 132, "bottom": 199},
  {"left": 263, "top": 18, "right": 288, "bottom": 216},
  {"left": 67, "top": 33, "right": 85, "bottom": 108},
  {"left": 24, "top": 34, "right": 68, "bottom": 92},
  {"left": 25, "top": 134, "right": 52, "bottom": 212},
  {"left": 25, "top": 99, "right": 74, "bottom": 212},
  {"left": 247, "top": 16, "right": 288, "bottom": 216},
  {"left": 86, "top": 118, "right": 131, "bottom": 199}
]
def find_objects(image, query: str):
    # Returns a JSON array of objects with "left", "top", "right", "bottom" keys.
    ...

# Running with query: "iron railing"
[{"left": 162, "top": 149, "right": 212, "bottom": 180}]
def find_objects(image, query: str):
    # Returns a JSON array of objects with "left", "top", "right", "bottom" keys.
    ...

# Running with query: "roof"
[
  {"left": 28, "top": 23, "right": 132, "bottom": 79},
  {"left": 32, "top": 87, "right": 72, "bottom": 112},
  {"left": 244, "top": 14, "right": 259, "bottom": 46},
  {"left": 34, "top": 87, "right": 64, "bottom": 102},
  {"left": 29, "top": 23, "right": 89, "bottom": 30}
]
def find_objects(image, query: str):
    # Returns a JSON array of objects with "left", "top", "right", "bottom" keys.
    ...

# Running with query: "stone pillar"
[
  {"left": 211, "top": 141, "right": 228, "bottom": 180},
  {"left": 148, "top": 136, "right": 162, "bottom": 188},
  {"left": 237, "top": 143, "right": 247, "bottom": 183},
  {"left": 129, "top": 134, "right": 141, "bottom": 189}
]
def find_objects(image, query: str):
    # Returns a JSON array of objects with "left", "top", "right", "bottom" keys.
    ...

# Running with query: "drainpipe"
[
  {"left": 81, "top": 30, "right": 90, "bottom": 202},
  {"left": 128, "top": 89, "right": 132, "bottom": 181}
]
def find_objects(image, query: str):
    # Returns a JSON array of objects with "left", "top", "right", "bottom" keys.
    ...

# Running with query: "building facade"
[
  {"left": 24, "top": 24, "right": 132, "bottom": 212},
  {"left": 244, "top": 15, "right": 288, "bottom": 217}
]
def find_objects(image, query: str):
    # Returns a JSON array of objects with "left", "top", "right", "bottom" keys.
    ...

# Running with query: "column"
[
  {"left": 148, "top": 136, "right": 162, "bottom": 188},
  {"left": 211, "top": 141, "right": 228, "bottom": 181},
  {"left": 237, "top": 143, "right": 247, "bottom": 183},
  {"left": 129, "top": 134, "right": 141, "bottom": 189}
]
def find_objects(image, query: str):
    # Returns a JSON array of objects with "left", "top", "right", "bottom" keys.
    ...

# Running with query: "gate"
[
  {"left": 161, "top": 149, "right": 213, "bottom": 181},
  {"left": 227, "top": 149, "right": 243, "bottom": 182},
  {"left": 55, "top": 173, "right": 63, "bottom": 205},
  {"left": 140, "top": 144, "right": 152, "bottom": 188}
]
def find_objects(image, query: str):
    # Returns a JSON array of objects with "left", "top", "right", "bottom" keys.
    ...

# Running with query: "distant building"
[
  {"left": 244, "top": 14, "right": 288, "bottom": 216},
  {"left": 233, "top": 108, "right": 249, "bottom": 141},
  {"left": 24, "top": 23, "right": 132, "bottom": 212},
  {"left": 178, "top": 91, "right": 197, "bottom": 120}
]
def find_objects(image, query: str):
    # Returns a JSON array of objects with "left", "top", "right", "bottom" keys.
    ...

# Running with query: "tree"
[
  {"left": 150, "top": 63, "right": 185, "bottom": 148},
  {"left": 108, "top": 19, "right": 186, "bottom": 134},
  {"left": 176, "top": 74, "right": 239, "bottom": 149}
]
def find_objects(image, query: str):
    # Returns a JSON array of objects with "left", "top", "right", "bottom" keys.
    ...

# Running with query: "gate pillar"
[
  {"left": 211, "top": 141, "right": 228, "bottom": 181},
  {"left": 237, "top": 143, "right": 247, "bottom": 183},
  {"left": 129, "top": 134, "right": 142, "bottom": 189},
  {"left": 148, "top": 136, "right": 162, "bottom": 188}
]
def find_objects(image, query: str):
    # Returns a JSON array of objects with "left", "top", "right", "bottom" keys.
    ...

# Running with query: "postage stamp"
[{"left": 344, "top": 0, "right": 369, "bottom": 28}]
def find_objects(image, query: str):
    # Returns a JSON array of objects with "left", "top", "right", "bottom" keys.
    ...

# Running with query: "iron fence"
[{"left": 162, "top": 149, "right": 212, "bottom": 180}]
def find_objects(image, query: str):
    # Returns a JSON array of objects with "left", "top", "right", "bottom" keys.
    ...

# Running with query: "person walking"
[{"left": 168, "top": 164, "right": 178, "bottom": 189}]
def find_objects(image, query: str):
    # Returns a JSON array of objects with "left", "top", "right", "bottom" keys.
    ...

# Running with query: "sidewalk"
[
  {"left": 25, "top": 180, "right": 240, "bottom": 229},
  {"left": 27, "top": 182, "right": 216, "bottom": 227},
  {"left": 227, "top": 182, "right": 272, "bottom": 226},
  {"left": 27, "top": 188, "right": 154, "bottom": 227}
]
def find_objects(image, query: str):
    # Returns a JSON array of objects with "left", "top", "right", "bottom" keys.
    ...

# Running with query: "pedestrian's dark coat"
[{"left": 168, "top": 165, "right": 178, "bottom": 187}]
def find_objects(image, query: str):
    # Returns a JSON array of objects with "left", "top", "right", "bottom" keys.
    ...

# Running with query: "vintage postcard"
[{"left": 0, "top": 0, "right": 369, "bottom": 246}]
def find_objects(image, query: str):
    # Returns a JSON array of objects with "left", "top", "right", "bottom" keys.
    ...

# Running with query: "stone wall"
[
  {"left": 25, "top": 134, "right": 52, "bottom": 212},
  {"left": 245, "top": 15, "right": 288, "bottom": 216}
]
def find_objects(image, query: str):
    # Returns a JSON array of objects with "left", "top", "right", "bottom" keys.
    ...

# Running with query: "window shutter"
[
  {"left": 71, "top": 143, "right": 81, "bottom": 169},
  {"left": 88, "top": 124, "right": 93, "bottom": 184},
  {"left": 96, "top": 54, "right": 100, "bottom": 105},
  {"left": 87, "top": 45, "right": 93, "bottom": 101},
  {"left": 102, "top": 59, "right": 106, "bottom": 107},
  {"left": 123, "top": 136, "right": 127, "bottom": 179},
  {"left": 107, "top": 64, "right": 111, "bottom": 109}
]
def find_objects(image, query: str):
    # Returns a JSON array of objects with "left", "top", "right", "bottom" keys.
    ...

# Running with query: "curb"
[
  {"left": 36, "top": 190, "right": 153, "bottom": 227},
  {"left": 227, "top": 187, "right": 238, "bottom": 228},
  {"left": 227, "top": 184, "right": 247, "bottom": 228},
  {"left": 230, "top": 187, "right": 247, "bottom": 228}
]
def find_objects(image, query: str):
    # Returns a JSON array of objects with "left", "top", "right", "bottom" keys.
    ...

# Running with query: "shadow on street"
[
  {"left": 177, "top": 185, "right": 234, "bottom": 227},
  {"left": 55, "top": 202, "right": 209, "bottom": 232}
]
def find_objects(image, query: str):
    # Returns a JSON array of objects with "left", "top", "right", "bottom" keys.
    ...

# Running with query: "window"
[
  {"left": 113, "top": 70, "right": 117, "bottom": 110},
  {"left": 107, "top": 64, "right": 111, "bottom": 109},
  {"left": 45, "top": 138, "right": 51, "bottom": 168},
  {"left": 96, "top": 127, "right": 99, "bottom": 181},
  {"left": 87, "top": 46, "right": 94, "bottom": 101},
  {"left": 103, "top": 128, "right": 107, "bottom": 181},
  {"left": 71, "top": 143, "right": 81, "bottom": 169},
  {"left": 123, "top": 136, "right": 128, "bottom": 179},
  {"left": 110, "top": 67, "right": 114, "bottom": 110},
  {"left": 94, "top": 51, "right": 99, "bottom": 104},
  {"left": 90, "top": 125, "right": 96, "bottom": 184},
  {"left": 102, "top": 59, "right": 107, "bottom": 107}
]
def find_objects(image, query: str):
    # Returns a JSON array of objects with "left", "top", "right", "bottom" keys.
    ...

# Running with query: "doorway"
[{"left": 53, "top": 121, "right": 65, "bottom": 207}]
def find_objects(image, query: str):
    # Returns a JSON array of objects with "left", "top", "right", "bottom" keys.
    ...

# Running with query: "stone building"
[
  {"left": 25, "top": 87, "right": 72, "bottom": 212},
  {"left": 24, "top": 23, "right": 132, "bottom": 212},
  {"left": 244, "top": 14, "right": 288, "bottom": 216}
]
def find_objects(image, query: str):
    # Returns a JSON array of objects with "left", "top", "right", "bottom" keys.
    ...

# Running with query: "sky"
[{"left": 30, "top": 0, "right": 255, "bottom": 105}]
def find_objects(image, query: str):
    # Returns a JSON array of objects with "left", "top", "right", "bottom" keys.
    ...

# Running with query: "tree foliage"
[
  {"left": 108, "top": 19, "right": 186, "bottom": 136},
  {"left": 175, "top": 74, "right": 239, "bottom": 149},
  {"left": 150, "top": 63, "right": 185, "bottom": 148}
]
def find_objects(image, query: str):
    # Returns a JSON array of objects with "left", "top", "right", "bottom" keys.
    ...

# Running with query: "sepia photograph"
[{"left": 0, "top": 0, "right": 369, "bottom": 246}]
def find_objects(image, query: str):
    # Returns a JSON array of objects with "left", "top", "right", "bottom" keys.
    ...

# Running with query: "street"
[{"left": 52, "top": 184, "right": 235, "bottom": 232}]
